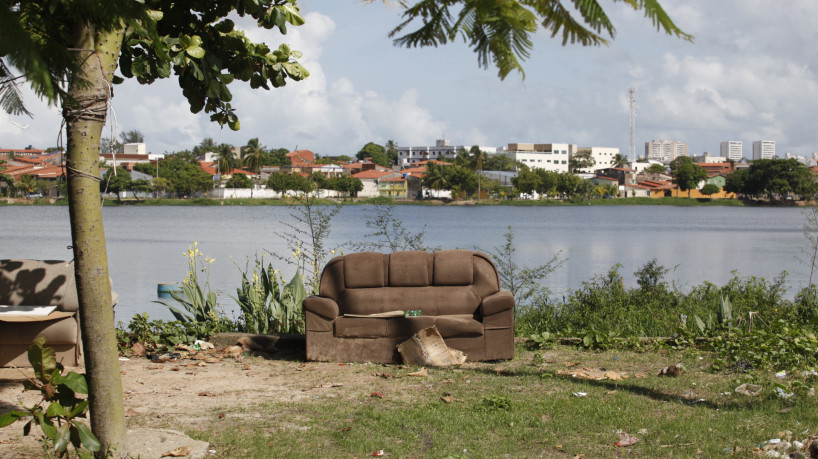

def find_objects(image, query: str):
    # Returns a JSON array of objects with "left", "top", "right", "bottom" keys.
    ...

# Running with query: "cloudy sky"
[{"left": 2, "top": 0, "right": 817, "bottom": 161}]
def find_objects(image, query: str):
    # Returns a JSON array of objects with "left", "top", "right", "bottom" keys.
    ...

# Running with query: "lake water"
[{"left": 0, "top": 204, "right": 809, "bottom": 321}]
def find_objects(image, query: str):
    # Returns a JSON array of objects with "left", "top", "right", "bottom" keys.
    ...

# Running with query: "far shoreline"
[{"left": 2, "top": 196, "right": 810, "bottom": 207}]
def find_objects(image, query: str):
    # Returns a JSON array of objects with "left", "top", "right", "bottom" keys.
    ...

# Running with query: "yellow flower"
[{"left": 206, "top": 257, "right": 215, "bottom": 264}]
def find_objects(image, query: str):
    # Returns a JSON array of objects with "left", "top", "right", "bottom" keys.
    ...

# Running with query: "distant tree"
[
  {"left": 645, "top": 163, "right": 667, "bottom": 174},
  {"left": 454, "top": 147, "right": 471, "bottom": 167},
  {"left": 700, "top": 183, "right": 720, "bottom": 198},
  {"left": 569, "top": 150, "right": 595, "bottom": 173},
  {"left": 483, "top": 154, "right": 520, "bottom": 172},
  {"left": 337, "top": 155, "right": 353, "bottom": 163},
  {"left": 534, "top": 169, "right": 559, "bottom": 197},
  {"left": 327, "top": 175, "right": 363, "bottom": 198},
  {"left": 422, "top": 162, "right": 450, "bottom": 197},
  {"left": 193, "top": 138, "right": 217, "bottom": 157},
  {"left": 242, "top": 138, "right": 266, "bottom": 174},
  {"left": 356, "top": 142, "right": 389, "bottom": 167},
  {"left": 225, "top": 172, "right": 252, "bottom": 188},
  {"left": 671, "top": 157, "right": 707, "bottom": 197},
  {"left": 511, "top": 169, "right": 538, "bottom": 196},
  {"left": 129, "top": 178, "right": 154, "bottom": 200},
  {"left": 119, "top": 129, "right": 144, "bottom": 144},
  {"left": 557, "top": 173, "right": 582, "bottom": 198},
  {"left": 723, "top": 169, "right": 749, "bottom": 196},
  {"left": 266, "top": 172, "right": 290, "bottom": 194},
  {"left": 268, "top": 148, "right": 292, "bottom": 166},
  {"left": 157, "top": 157, "right": 214, "bottom": 197},
  {"left": 100, "top": 167, "right": 132, "bottom": 200},
  {"left": 216, "top": 147, "right": 238, "bottom": 175},
  {"left": 308, "top": 171, "right": 327, "bottom": 189},
  {"left": 468, "top": 146, "right": 487, "bottom": 200},
  {"left": 744, "top": 158, "right": 816, "bottom": 200},
  {"left": 612, "top": 153, "right": 629, "bottom": 169},
  {"left": 152, "top": 177, "right": 173, "bottom": 196},
  {"left": 385, "top": 140, "right": 398, "bottom": 166}
]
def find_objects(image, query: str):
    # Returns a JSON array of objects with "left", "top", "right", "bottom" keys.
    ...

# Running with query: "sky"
[{"left": 2, "top": 0, "right": 817, "bottom": 161}]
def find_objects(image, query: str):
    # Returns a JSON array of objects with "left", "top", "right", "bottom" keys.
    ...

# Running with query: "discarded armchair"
[
  {"left": 0, "top": 259, "right": 118, "bottom": 367},
  {"left": 303, "top": 250, "right": 515, "bottom": 363}
]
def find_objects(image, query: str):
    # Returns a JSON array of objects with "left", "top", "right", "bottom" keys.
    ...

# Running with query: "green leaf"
[
  {"left": 56, "top": 371, "right": 88, "bottom": 394},
  {"left": 53, "top": 422, "right": 71, "bottom": 453},
  {"left": 0, "top": 410, "right": 29, "bottom": 427},
  {"left": 71, "top": 420, "right": 100, "bottom": 452},
  {"left": 28, "top": 336, "right": 56, "bottom": 383},
  {"left": 45, "top": 402, "right": 67, "bottom": 418}
]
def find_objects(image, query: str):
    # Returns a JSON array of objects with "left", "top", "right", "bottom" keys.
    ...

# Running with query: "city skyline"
[{"left": 1, "top": 1, "right": 816, "bottom": 159}]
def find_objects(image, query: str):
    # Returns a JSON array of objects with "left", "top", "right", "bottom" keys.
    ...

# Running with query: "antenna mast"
[{"left": 628, "top": 86, "right": 636, "bottom": 164}]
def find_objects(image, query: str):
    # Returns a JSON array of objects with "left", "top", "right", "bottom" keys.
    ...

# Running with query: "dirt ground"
[{"left": 0, "top": 336, "right": 496, "bottom": 457}]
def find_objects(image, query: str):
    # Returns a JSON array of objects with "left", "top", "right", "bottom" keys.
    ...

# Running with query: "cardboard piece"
[{"left": 397, "top": 326, "right": 467, "bottom": 367}]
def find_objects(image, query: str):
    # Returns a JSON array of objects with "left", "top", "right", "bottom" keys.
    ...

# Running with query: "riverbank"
[{"left": 5, "top": 195, "right": 805, "bottom": 207}]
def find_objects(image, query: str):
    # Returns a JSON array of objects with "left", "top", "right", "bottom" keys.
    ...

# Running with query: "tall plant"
[
  {"left": 155, "top": 242, "right": 223, "bottom": 326},
  {"left": 273, "top": 195, "right": 341, "bottom": 293},
  {"left": 233, "top": 254, "right": 306, "bottom": 334},
  {"left": 347, "top": 202, "right": 435, "bottom": 253}
]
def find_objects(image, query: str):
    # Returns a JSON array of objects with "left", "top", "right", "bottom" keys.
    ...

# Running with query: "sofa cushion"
[
  {"left": 339, "top": 286, "right": 482, "bottom": 316},
  {"left": 433, "top": 250, "right": 474, "bottom": 286},
  {"left": 344, "top": 252, "right": 386, "bottom": 288},
  {"left": 388, "top": 251, "right": 431, "bottom": 287}
]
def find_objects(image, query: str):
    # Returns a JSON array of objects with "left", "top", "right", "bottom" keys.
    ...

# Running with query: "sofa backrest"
[
  {"left": 0, "top": 260, "right": 79, "bottom": 311},
  {"left": 317, "top": 250, "right": 501, "bottom": 315}
]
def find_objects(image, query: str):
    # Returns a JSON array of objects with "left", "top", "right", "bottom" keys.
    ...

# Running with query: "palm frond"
[{"left": 0, "top": 59, "right": 32, "bottom": 117}]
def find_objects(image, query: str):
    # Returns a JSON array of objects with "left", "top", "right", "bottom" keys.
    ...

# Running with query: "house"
[
  {"left": 595, "top": 167, "right": 635, "bottom": 185},
  {"left": 286, "top": 150, "right": 315, "bottom": 167},
  {"left": 0, "top": 147, "right": 45, "bottom": 160},
  {"left": 351, "top": 169, "right": 398, "bottom": 198}
]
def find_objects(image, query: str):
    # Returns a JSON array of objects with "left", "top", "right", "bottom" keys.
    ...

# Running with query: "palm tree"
[
  {"left": 422, "top": 162, "right": 449, "bottom": 198},
  {"left": 612, "top": 153, "right": 629, "bottom": 169},
  {"left": 242, "top": 138, "right": 266, "bottom": 197},
  {"left": 216, "top": 147, "right": 238, "bottom": 176},
  {"left": 468, "top": 146, "right": 486, "bottom": 201}
]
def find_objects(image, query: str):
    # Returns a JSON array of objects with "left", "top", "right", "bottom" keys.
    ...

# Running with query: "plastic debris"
[
  {"left": 775, "top": 387, "right": 794, "bottom": 399},
  {"left": 735, "top": 383, "right": 763, "bottom": 396},
  {"left": 658, "top": 363, "right": 683, "bottom": 377},
  {"left": 572, "top": 392, "right": 587, "bottom": 397},
  {"left": 370, "top": 392, "right": 385, "bottom": 398},
  {"left": 370, "top": 450, "right": 384, "bottom": 456},
  {"left": 775, "top": 370, "right": 787, "bottom": 378},
  {"left": 408, "top": 368, "right": 429, "bottom": 377},
  {"left": 614, "top": 432, "right": 640, "bottom": 447}
]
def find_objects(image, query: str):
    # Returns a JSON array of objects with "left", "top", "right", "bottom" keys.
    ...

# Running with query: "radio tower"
[{"left": 628, "top": 86, "right": 637, "bottom": 164}]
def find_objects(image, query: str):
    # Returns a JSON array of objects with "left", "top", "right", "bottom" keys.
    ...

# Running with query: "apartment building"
[
  {"left": 720, "top": 141, "right": 743, "bottom": 161},
  {"left": 752, "top": 140, "right": 775, "bottom": 160},
  {"left": 501, "top": 143, "right": 575, "bottom": 173},
  {"left": 575, "top": 146, "right": 620, "bottom": 173},
  {"left": 396, "top": 139, "right": 496, "bottom": 168},
  {"left": 644, "top": 140, "right": 687, "bottom": 163}
]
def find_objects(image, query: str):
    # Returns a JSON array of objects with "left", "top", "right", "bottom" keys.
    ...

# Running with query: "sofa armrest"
[
  {"left": 480, "top": 290, "right": 514, "bottom": 317},
  {"left": 303, "top": 296, "right": 339, "bottom": 320}
]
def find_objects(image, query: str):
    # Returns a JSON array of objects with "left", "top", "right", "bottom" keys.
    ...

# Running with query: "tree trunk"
[{"left": 64, "top": 23, "right": 126, "bottom": 457}]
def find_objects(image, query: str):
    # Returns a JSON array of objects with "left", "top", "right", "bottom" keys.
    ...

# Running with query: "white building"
[
  {"left": 396, "top": 139, "right": 496, "bottom": 168},
  {"left": 752, "top": 140, "right": 775, "bottom": 160},
  {"left": 645, "top": 140, "right": 688, "bottom": 163},
  {"left": 576, "top": 146, "right": 620, "bottom": 173},
  {"left": 692, "top": 153, "right": 727, "bottom": 163},
  {"left": 500, "top": 143, "right": 574, "bottom": 173},
  {"left": 720, "top": 141, "right": 743, "bottom": 161}
]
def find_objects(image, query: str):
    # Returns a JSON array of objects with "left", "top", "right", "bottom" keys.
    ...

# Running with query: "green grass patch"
[{"left": 179, "top": 346, "right": 817, "bottom": 458}]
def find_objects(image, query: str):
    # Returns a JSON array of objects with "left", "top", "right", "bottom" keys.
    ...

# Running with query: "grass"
[{"left": 178, "top": 345, "right": 817, "bottom": 458}]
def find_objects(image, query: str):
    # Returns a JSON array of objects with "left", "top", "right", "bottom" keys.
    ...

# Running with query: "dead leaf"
[
  {"left": 161, "top": 446, "right": 191, "bottom": 457},
  {"left": 131, "top": 342, "right": 146, "bottom": 356},
  {"left": 407, "top": 368, "right": 429, "bottom": 377},
  {"left": 344, "top": 418, "right": 357, "bottom": 423},
  {"left": 124, "top": 408, "right": 138, "bottom": 417},
  {"left": 565, "top": 362, "right": 580, "bottom": 368},
  {"left": 242, "top": 363, "right": 251, "bottom": 371},
  {"left": 572, "top": 455, "right": 585, "bottom": 459},
  {"left": 658, "top": 364, "right": 683, "bottom": 377},
  {"left": 370, "top": 392, "right": 384, "bottom": 398},
  {"left": 440, "top": 396, "right": 456, "bottom": 403},
  {"left": 0, "top": 439, "right": 13, "bottom": 444},
  {"left": 198, "top": 391, "right": 216, "bottom": 397},
  {"left": 218, "top": 413, "right": 225, "bottom": 419},
  {"left": 204, "top": 357, "right": 220, "bottom": 364},
  {"left": 374, "top": 372, "right": 395, "bottom": 379},
  {"left": 146, "top": 365, "right": 163, "bottom": 370},
  {"left": 338, "top": 427, "right": 352, "bottom": 432},
  {"left": 606, "top": 390, "right": 617, "bottom": 395},
  {"left": 170, "top": 367, "right": 181, "bottom": 372},
  {"left": 442, "top": 378, "right": 455, "bottom": 384}
]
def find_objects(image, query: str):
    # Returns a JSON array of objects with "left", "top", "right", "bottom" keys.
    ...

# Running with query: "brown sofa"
[
  {"left": 303, "top": 250, "right": 514, "bottom": 363},
  {"left": 0, "top": 259, "right": 118, "bottom": 367}
]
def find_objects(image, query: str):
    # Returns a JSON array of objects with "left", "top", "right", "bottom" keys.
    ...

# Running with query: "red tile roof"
[{"left": 352, "top": 170, "right": 393, "bottom": 179}]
